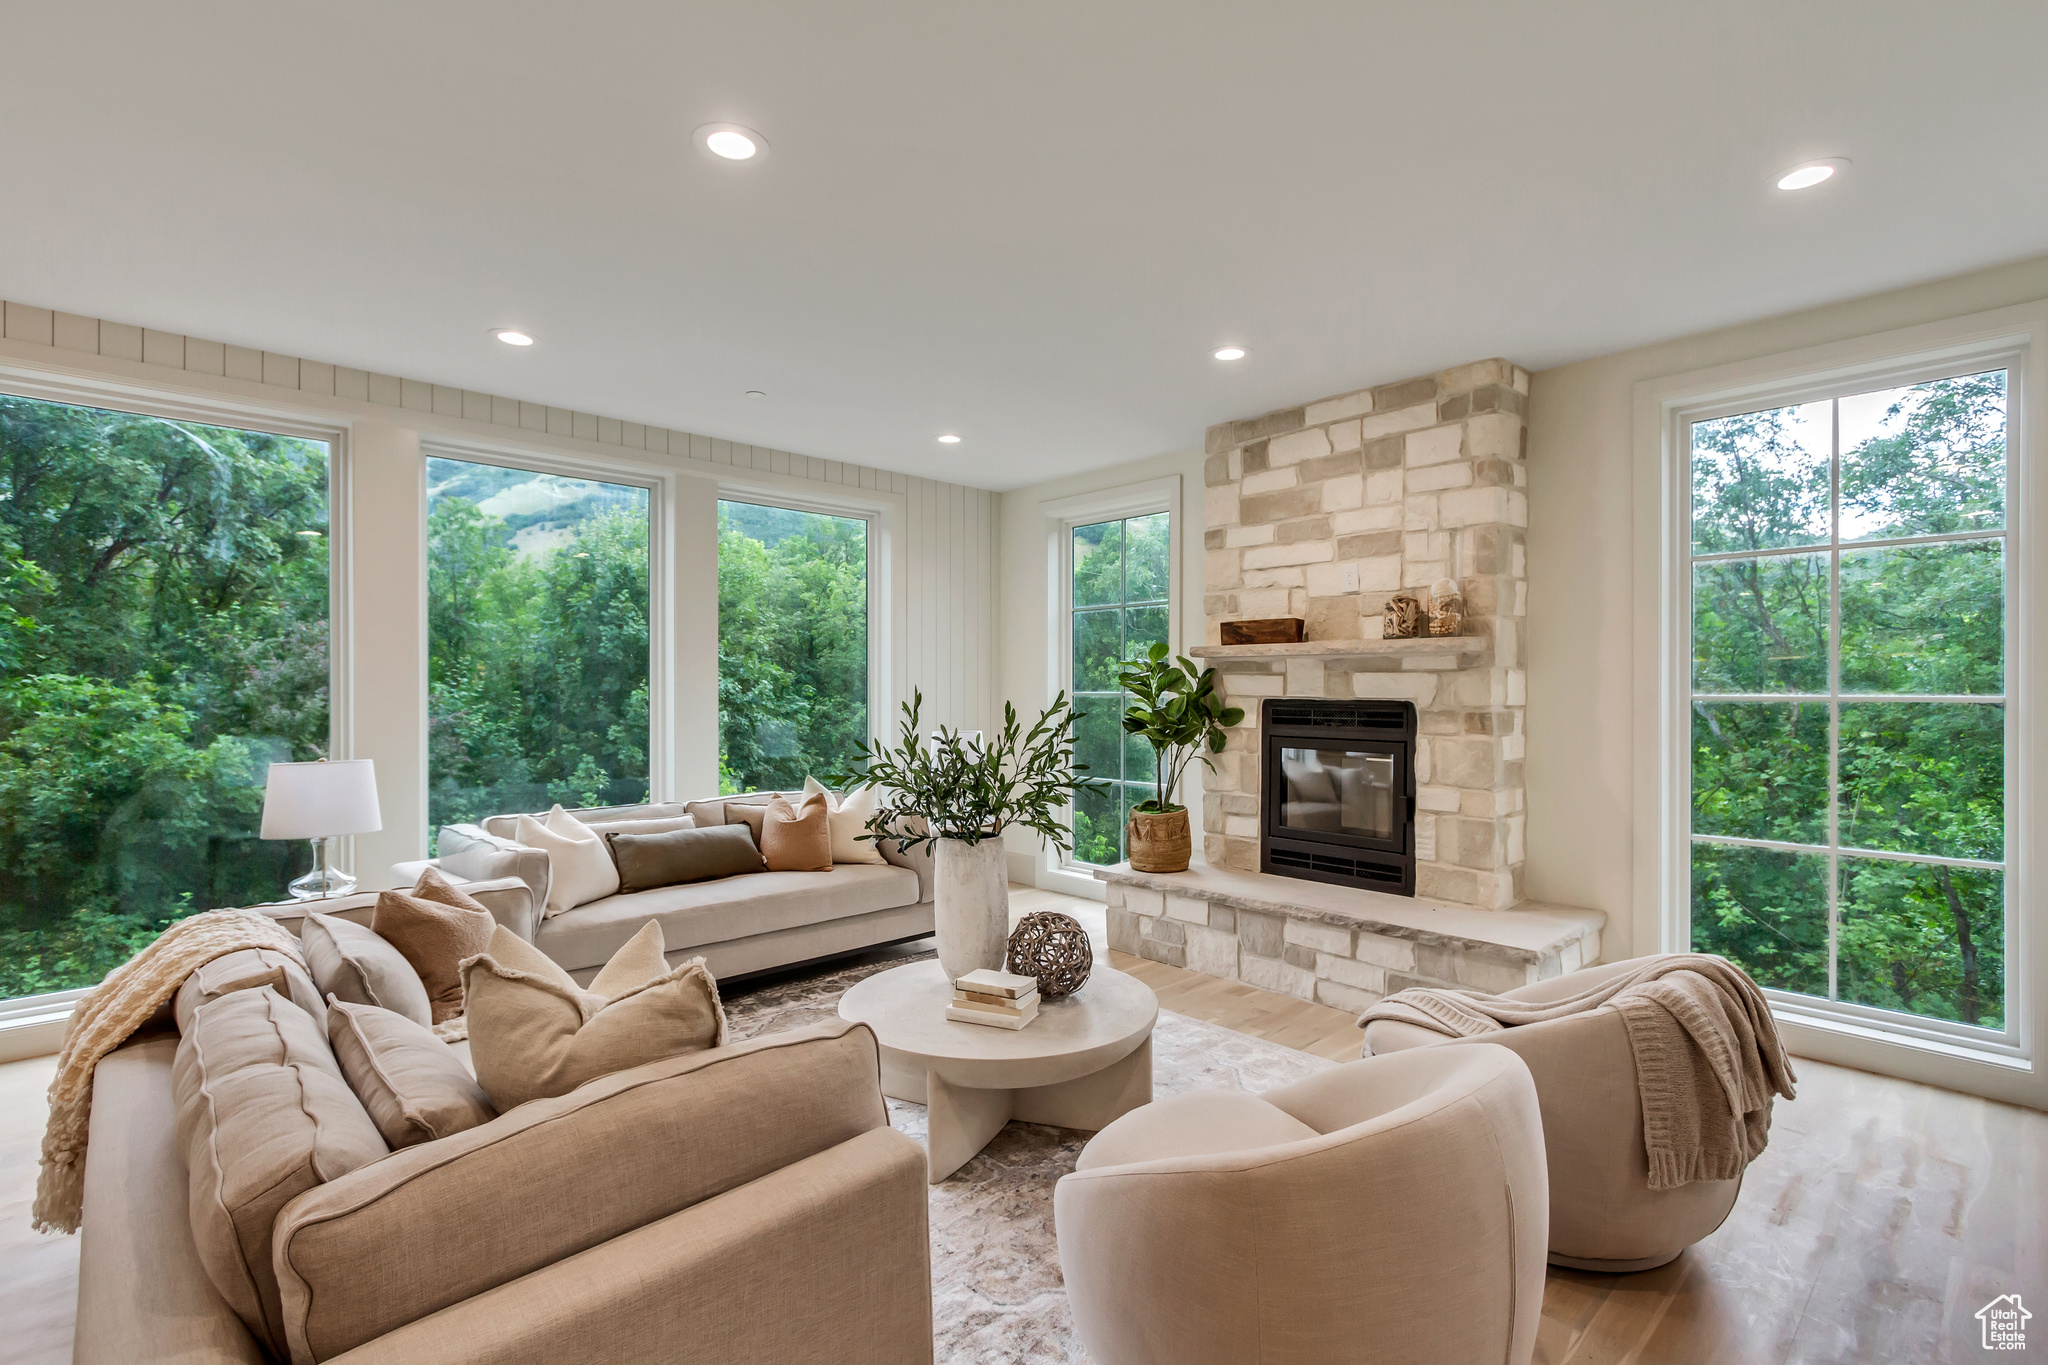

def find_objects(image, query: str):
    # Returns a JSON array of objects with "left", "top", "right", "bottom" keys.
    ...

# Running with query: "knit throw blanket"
[
  {"left": 1358, "top": 953, "right": 1797, "bottom": 1190},
  {"left": 33, "top": 908, "right": 307, "bottom": 1234}
]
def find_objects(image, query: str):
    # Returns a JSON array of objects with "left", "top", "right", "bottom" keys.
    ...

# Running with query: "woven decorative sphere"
[{"left": 1005, "top": 911, "right": 1093, "bottom": 998}]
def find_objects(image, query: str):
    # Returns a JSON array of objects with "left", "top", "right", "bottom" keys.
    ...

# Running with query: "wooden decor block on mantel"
[{"left": 1220, "top": 618, "right": 1304, "bottom": 645}]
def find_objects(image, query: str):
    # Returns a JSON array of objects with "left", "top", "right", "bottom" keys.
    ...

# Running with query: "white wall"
[
  {"left": 996, "top": 448, "right": 1208, "bottom": 894},
  {"left": 0, "top": 299, "right": 998, "bottom": 888},
  {"left": 1524, "top": 253, "right": 2048, "bottom": 962}
]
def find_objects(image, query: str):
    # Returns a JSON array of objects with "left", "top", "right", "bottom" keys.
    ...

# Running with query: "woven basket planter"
[{"left": 1126, "top": 808, "right": 1192, "bottom": 873}]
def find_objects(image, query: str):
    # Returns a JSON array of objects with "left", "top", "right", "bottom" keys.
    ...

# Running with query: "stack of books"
[{"left": 946, "top": 968, "right": 1040, "bottom": 1029}]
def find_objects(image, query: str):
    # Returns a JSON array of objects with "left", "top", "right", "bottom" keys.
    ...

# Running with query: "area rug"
[{"left": 724, "top": 952, "right": 1340, "bottom": 1364}]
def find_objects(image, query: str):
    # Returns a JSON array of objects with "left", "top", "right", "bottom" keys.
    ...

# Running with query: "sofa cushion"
[
  {"left": 761, "top": 792, "right": 833, "bottom": 872},
  {"left": 605, "top": 824, "right": 764, "bottom": 893},
  {"left": 481, "top": 801, "right": 691, "bottom": 841},
  {"left": 586, "top": 813, "right": 695, "bottom": 839},
  {"left": 372, "top": 868, "right": 496, "bottom": 1023},
  {"left": 172, "top": 988, "right": 389, "bottom": 1359},
  {"left": 327, "top": 999, "right": 497, "bottom": 1149},
  {"left": 301, "top": 912, "right": 433, "bottom": 1026},
  {"left": 462, "top": 925, "right": 727, "bottom": 1109},
  {"left": 535, "top": 863, "right": 923, "bottom": 973},
  {"left": 173, "top": 947, "right": 325, "bottom": 1034}
]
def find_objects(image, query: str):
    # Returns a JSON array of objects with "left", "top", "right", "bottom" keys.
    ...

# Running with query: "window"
[
  {"left": 0, "top": 393, "right": 329, "bottom": 998},
  {"left": 1069, "top": 512, "right": 1170, "bottom": 865},
  {"left": 716, "top": 500, "right": 869, "bottom": 793},
  {"left": 427, "top": 456, "right": 650, "bottom": 830},
  {"left": 1686, "top": 368, "right": 2008, "bottom": 1032}
]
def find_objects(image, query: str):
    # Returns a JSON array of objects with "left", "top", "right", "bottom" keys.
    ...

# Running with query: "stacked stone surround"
[
  {"left": 1199, "top": 359, "right": 1532, "bottom": 910},
  {"left": 1098, "top": 866, "right": 1603, "bottom": 1016}
]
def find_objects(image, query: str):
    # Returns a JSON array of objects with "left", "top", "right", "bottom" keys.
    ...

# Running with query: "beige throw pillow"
[
  {"left": 174, "top": 947, "right": 326, "bottom": 1034},
  {"left": 515, "top": 805, "right": 620, "bottom": 916},
  {"left": 301, "top": 913, "right": 433, "bottom": 1026},
  {"left": 462, "top": 922, "right": 726, "bottom": 1110},
  {"left": 761, "top": 792, "right": 833, "bottom": 871},
  {"left": 372, "top": 868, "right": 496, "bottom": 1024},
  {"left": 326, "top": 999, "right": 497, "bottom": 1149},
  {"left": 801, "top": 777, "right": 889, "bottom": 865}
]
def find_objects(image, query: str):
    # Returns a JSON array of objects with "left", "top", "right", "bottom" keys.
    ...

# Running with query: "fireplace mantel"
[{"left": 1190, "top": 638, "right": 1487, "bottom": 668}]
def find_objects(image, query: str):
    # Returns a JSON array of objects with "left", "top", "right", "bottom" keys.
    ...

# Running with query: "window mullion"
[{"left": 1826, "top": 396, "right": 1842, "bottom": 1002}]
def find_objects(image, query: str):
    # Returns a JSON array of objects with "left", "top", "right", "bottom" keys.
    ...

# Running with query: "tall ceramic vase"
[{"left": 933, "top": 837, "right": 1010, "bottom": 981}]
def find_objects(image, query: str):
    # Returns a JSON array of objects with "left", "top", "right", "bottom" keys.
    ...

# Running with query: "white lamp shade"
[{"left": 260, "top": 760, "right": 383, "bottom": 840}]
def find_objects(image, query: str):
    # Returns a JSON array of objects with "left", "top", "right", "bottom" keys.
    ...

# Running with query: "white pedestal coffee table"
[{"left": 838, "top": 958, "right": 1158, "bottom": 1183}]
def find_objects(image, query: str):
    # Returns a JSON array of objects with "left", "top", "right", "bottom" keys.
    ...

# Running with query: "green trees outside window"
[
  {"left": 717, "top": 501, "right": 868, "bottom": 794},
  {"left": 1, "top": 394, "right": 330, "bottom": 998},
  {"left": 1069, "top": 512, "right": 1170, "bottom": 865},
  {"left": 427, "top": 458, "right": 651, "bottom": 833},
  {"left": 1687, "top": 369, "right": 2007, "bottom": 1028}
]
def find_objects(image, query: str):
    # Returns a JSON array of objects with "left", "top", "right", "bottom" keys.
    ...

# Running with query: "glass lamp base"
[{"left": 288, "top": 838, "right": 357, "bottom": 900}]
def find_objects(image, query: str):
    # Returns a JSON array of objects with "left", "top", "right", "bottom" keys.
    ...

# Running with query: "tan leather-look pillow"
[
  {"left": 326, "top": 999, "right": 497, "bottom": 1149},
  {"left": 462, "top": 923, "right": 726, "bottom": 1110},
  {"left": 173, "top": 988, "right": 389, "bottom": 1359},
  {"left": 604, "top": 824, "right": 765, "bottom": 892},
  {"left": 174, "top": 947, "right": 326, "bottom": 1033},
  {"left": 301, "top": 912, "right": 433, "bottom": 1026},
  {"left": 372, "top": 868, "right": 496, "bottom": 1024},
  {"left": 761, "top": 792, "right": 833, "bottom": 871}
]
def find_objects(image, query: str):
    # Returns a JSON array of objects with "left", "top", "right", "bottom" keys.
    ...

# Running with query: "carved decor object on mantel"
[
  {"left": 1382, "top": 595, "right": 1425, "bottom": 639},
  {"left": 1428, "top": 578, "right": 1464, "bottom": 637},
  {"left": 1220, "top": 617, "right": 1304, "bottom": 646}
]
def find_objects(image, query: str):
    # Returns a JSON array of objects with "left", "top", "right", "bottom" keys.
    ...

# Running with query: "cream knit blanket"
[
  {"left": 1357, "top": 953, "right": 1797, "bottom": 1190},
  {"left": 33, "top": 908, "right": 307, "bottom": 1234}
]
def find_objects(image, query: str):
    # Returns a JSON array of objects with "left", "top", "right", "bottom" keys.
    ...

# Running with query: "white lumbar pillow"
[
  {"left": 801, "top": 777, "right": 887, "bottom": 865},
  {"left": 515, "top": 805, "right": 621, "bottom": 916}
]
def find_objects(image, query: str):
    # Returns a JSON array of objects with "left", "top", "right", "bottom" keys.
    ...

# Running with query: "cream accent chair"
[
  {"left": 1054, "top": 1044, "right": 1547, "bottom": 1365},
  {"left": 1363, "top": 955, "right": 1744, "bottom": 1272}
]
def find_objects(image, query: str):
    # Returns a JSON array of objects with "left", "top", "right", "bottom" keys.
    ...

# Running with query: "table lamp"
[{"left": 260, "top": 758, "right": 383, "bottom": 900}]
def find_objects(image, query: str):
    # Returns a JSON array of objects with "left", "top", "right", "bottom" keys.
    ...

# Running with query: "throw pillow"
[
  {"left": 761, "top": 792, "right": 833, "bottom": 872},
  {"left": 301, "top": 912, "right": 433, "bottom": 1026},
  {"left": 801, "top": 777, "right": 889, "bottom": 865},
  {"left": 372, "top": 868, "right": 496, "bottom": 1024},
  {"left": 604, "top": 824, "right": 765, "bottom": 892},
  {"left": 174, "top": 987, "right": 389, "bottom": 1358},
  {"left": 585, "top": 814, "right": 696, "bottom": 839},
  {"left": 326, "top": 998, "right": 497, "bottom": 1149},
  {"left": 462, "top": 922, "right": 726, "bottom": 1110},
  {"left": 724, "top": 798, "right": 772, "bottom": 849},
  {"left": 174, "top": 947, "right": 327, "bottom": 1034},
  {"left": 514, "top": 805, "right": 621, "bottom": 916}
]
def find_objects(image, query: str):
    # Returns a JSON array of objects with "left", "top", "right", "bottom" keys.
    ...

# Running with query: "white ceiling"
[{"left": 5, "top": 2, "right": 2045, "bottom": 490}]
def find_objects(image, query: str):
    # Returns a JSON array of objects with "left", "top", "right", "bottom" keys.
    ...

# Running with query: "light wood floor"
[{"left": 4, "top": 889, "right": 2042, "bottom": 1364}]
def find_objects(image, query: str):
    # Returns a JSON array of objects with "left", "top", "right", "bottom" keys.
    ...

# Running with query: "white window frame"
[
  {"left": 421, "top": 436, "right": 674, "bottom": 809},
  {"left": 1039, "top": 477, "right": 1182, "bottom": 898},
  {"left": 1632, "top": 301, "right": 2048, "bottom": 1108},
  {"left": 712, "top": 472, "right": 898, "bottom": 790},
  {"left": 0, "top": 364, "right": 352, "bottom": 1025}
]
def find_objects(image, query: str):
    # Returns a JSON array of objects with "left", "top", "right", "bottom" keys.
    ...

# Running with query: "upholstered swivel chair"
[
  {"left": 1363, "top": 955, "right": 1745, "bottom": 1272},
  {"left": 1054, "top": 1044, "right": 1546, "bottom": 1365}
]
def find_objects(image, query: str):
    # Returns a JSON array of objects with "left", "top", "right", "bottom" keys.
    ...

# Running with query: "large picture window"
[
  {"left": 716, "top": 500, "right": 869, "bottom": 793},
  {"left": 0, "top": 393, "right": 330, "bottom": 998},
  {"left": 1686, "top": 368, "right": 2008, "bottom": 1031},
  {"left": 427, "top": 456, "right": 651, "bottom": 830},
  {"left": 1069, "top": 511, "right": 1170, "bottom": 865}
]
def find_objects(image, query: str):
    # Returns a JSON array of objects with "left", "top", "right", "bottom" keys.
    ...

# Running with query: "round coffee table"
[{"left": 838, "top": 958, "right": 1158, "bottom": 1182}]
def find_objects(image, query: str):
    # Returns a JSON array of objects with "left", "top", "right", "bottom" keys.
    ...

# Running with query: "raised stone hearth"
[
  {"left": 1201, "top": 359, "right": 1531, "bottom": 909},
  {"left": 1098, "top": 864, "right": 1604, "bottom": 1014}
]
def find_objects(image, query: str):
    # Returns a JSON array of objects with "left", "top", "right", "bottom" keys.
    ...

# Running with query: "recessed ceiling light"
[
  {"left": 745, "top": 389, "right": 767, "bottom": 399},
  {"left": 694, "top": 123, "right": 770, "bottom": 164},
  {"left": 494, "top": 329, "right": 534, "bottom": 346},
  {"left": 1775, "top": 158, "right": 1849, "bottom": 191},
  {"left": 937, "top": 433, "right": 961, "bottom": 444},
  {"left": 1213, "top": 346, "right": 1247, "bottom": 361}
]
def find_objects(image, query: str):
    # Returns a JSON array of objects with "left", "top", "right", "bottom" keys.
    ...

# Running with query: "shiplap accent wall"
[{"left": 0, "top": 298, "right": 998, "bottom": 737}]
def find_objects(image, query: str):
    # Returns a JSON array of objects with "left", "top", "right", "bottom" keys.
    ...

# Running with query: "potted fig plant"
[
  {"left": 1115, "top": 644, "right": 1244, "bottom": 873},
  {"left": 835, "top": 690, "right": 1105, "bottom": 979}
]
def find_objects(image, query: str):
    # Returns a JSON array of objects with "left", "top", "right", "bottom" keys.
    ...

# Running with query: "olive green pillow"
[{"left": 603, "top": 824, "right": 766, "bottom": 893}]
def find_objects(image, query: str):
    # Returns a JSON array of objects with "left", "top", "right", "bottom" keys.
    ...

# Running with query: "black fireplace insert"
[{"left": 1259, "top": 698, "right": 1416, "bottom": 895}]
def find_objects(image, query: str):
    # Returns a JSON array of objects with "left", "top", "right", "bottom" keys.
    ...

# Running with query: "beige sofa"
[
  {"left": 1362, "top": 955, "right": 1745, "bottom": 1272},
  {"left": 1054, "top": 1043, "right": 1548, "bottom": 1365},
  {"left": 403, "top": 794, "right": 935, "bottom": 984},
  {"left": 73, "top": 896, "right": 934, "bottom": 1365}
]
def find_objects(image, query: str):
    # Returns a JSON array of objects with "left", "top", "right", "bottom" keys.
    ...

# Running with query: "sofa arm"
[
  {"left": 879, "top": 835, "right": 935, "bottom": 903},
  {"left": 433, "top": 825, "right": 552, "bottom": 925},
  {"left": 273, "top": 1020, "right": 894, "bottom": 1365},
  {"left": 322, "top": 1127, "right": 932, "bottom": 1365}
]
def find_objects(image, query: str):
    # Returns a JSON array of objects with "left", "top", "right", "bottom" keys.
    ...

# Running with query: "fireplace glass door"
[{"left": 1277, "top": 747, "right": 1401, "bottom": 846}]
